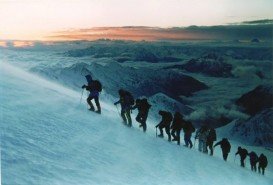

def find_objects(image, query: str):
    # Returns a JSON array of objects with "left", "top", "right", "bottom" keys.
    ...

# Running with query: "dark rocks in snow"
[
  {"left": 230, "top": 108, "right": 273, "bottom": 147},
  {"left": 236, "top": 85, "right": 273, "bottom": 116},
  {"left": 181, "top": 53, "right": 233, "bottom": 77}
]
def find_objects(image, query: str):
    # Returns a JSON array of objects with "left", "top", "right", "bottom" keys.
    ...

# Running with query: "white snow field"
[{"left": 1, "top": 62, "right": 272, "bottom": 185}]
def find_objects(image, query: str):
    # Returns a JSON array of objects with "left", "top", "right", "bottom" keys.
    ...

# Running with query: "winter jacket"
[
  {"left": 171, "top": 113, "right": 185, "bottom": 130},
  {"left": 195, "top": 127, "right": 209, "bottom": 142},
  {"left": 236, "top": 148, "right": 248, "bottom": 159},
  {"left": 207, "top": 128, "right": 217, "bottom": 142},
  {"left": 132, "top": 99, "right": 151, "bottom": 114},
  {"left": 214, "top": 138, "right": 231, "bottom": 154},
  {"left": 258, "top": 154, "right": 268, "bottom": 168},
  {"left": 83, "top": 75, "right": 99, "bottom": 97},
  {"left": 156, "top": 111, "right": 173, "bottom": 127},
  {"left": 248, "top": 152, "right": 258, "bottom": 163}
]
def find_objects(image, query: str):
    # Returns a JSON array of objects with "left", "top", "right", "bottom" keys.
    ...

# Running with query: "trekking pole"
[
  {"left": 156, "top": 127, "right": 158, "bottom": 137},
  {"left": 80, "top": 88, "right": 84, "bottom": 104},
  {"left": 115, "top": 105, "right": 122, "bottom": 118},
  {"left": 193, "top": 138, "right": 196, "bottom": 149}
]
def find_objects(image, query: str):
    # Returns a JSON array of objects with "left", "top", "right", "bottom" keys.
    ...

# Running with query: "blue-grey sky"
[{"left": 0, "top": 0, "right": 272, "bottom": 40}]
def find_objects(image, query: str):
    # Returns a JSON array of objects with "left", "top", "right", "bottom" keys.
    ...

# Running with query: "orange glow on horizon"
[
  {"left": 0, "top": 41, "right": 7, "bottom": 47},
  {"left": 13, "top": 41, "right": 35, "bottom": 47},
  {"left": 47, "top": 27, "right": 207, "bottom": 41}
]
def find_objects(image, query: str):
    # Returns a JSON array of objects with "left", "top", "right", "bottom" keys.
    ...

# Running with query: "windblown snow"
[{"left": 1, "top": 62, "right": 272, "bottom": 185}]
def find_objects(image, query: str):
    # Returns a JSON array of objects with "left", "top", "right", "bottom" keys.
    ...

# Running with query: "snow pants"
[
  {"left": 135, "top": 111, "right": 148, "bottom": 132},
  {"left": 87, "top": 95, "right": 101, "bottom": 112},
  {"left": 121, "top": 109, "right": 132, "bottom": 127},
  {"left": 198, "top": 139, "right": 207, "bottom": 153},
  {"left": 223, "top": 152, "right": 229, "bottom": 161},
  {"left": 206, "top": 140, "right": 214, "bottom": 156},
  {"left": 258, "top": 165, "right": 266, "bottom": 175},
  {"left": 250, "top": 161, "right": 257, "bottom": 172},
  {"left": 159, "top": 124, "right": 171, "bottom": 141},
  {"left": 240, "top": 156, "right": 247, "bottom": 167},
  {"left": 184, "top": 132, "right": 193, "bottom": 148},
  {"left": 171, "top": 129, "right": 181, "bottom": 145}
]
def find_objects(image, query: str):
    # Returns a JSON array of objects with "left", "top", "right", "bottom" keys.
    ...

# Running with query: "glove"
[
  {"left": 114, "top": 102, "right": 118, "bottom": 105},
  {"left": 82, "top": 85, "right": 86, "bottom": 89}
]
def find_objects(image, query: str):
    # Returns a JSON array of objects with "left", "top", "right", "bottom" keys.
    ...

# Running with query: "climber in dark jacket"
[
  {"left": 183, "top": 121, "right": 195, "bottom": 148},
  {"left": 170, "top": 112, "right": 185, "bottom": 145},
  {"left": 258, "top": 153, "right": 268, "bottom": 175},
  {"left": 214, "top": 138, "right": 231, "bottom": 161},
  {"left": 131, "top": 98, "right": 151, "bottom": 132},
  {"left": 82, "top": 75, "right": 101, "bottom": 114},
  {"left": 156, "top": 111, "right": 173, "bottom": 142},
  {"left": 248, "top": 151, "right": 258, "bottom": 172},
  {"left": 235, "top": 146, "right": 248, "bottom": 167},
  {"left": 206, "top": 128, "right": 217, "bottom": 156},
  {"left": 114, "top": 89, "right": 133, "bottom": 127}
]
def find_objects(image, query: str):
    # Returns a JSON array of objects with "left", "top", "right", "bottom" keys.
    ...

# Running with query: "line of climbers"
[{"left": 81, "top": 75, "right": 268, "bottom": 175}]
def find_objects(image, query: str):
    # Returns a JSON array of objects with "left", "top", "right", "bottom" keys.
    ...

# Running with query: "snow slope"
[{"left": 1, "top": 63, "right": 272, "bottom": 185}]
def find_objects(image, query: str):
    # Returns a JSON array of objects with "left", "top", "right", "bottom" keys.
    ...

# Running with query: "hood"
[{"left": 85, "top": 75, "right": 93, "bottom": 83}]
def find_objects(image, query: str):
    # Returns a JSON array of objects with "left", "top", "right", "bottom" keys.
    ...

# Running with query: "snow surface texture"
[{"left": 1, "top": 62, "right": 273, "bottom": 185}]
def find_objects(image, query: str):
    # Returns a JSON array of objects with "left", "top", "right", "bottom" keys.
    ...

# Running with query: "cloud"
[
  {"left": 48, "top": 20, "right": 273, "bottom": 41},
  {"left": 240, "top": 19, "right": 273, "bottom": 25}
]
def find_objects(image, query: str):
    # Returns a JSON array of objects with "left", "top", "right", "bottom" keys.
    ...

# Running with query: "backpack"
[
  {"left": 208, "top": 129, "right": 217, "bottom": 141},
  {"left": 166, "top": 112, "right": 173, "bottom": 123},
  {"left": 93, "top": 80, "right": 102, "bottom": 92},
  {"left": 125, "top": 91, "right": 135, "bottom": 106},
  {"left": 141, "top": 98, "right": 151, "bottom": 110},
  {"left": 188, "top": 121, "right": 195, "bottom": 132},
  {"left": 186, "top": 121, "right": 195, "bottom": 133}
]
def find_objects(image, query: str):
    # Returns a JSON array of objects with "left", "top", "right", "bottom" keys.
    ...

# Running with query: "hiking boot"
[
  {"left": 95, "top": 110, "right": 101, "bottom": 114},
  {"left": 172, "top": 138, "right": 177, "bottom": 141},
  {"left": 139, "top": 124, "right": 143, "bottom": 127},
  {"left": 89, "top": 107, "right": 95, "bottom": 111},
  {"left": 158, "top": 134, "right": 164, "bottom": 138}
]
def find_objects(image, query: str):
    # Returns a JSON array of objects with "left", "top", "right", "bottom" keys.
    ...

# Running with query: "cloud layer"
[{"left": 48, "top": 21, "right": 273, "bottom": 41}]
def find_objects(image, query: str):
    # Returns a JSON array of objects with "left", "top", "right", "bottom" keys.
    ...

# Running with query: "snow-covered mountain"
[
  {"left": 230, "top": 109, "right": 273, "bottom": 147},
  {"left": 1, "top": 62, "right": 273, "bottom": 185},
  {"left": 30, "top": 61, "right": 208, "bottom": 109},
  {"left": 180, "top": 53, "right": 233, "bottom": 77},
  {"left": 236, "top": 85, "right": 273, "bottom": 116}
]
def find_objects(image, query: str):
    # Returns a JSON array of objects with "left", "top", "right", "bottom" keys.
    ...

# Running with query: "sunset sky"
[{"left": 0, "top": 0, "right": 272, "bottom": 41}]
